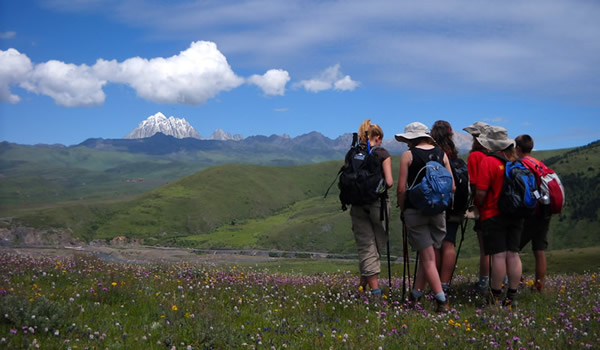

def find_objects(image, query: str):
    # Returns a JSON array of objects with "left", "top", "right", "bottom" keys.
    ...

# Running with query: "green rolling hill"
[{"left": 3, "top": 140, "right": 599, "bottom": 256}]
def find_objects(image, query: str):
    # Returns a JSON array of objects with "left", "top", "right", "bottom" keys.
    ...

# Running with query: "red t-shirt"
[
  {"left": 467, "top": 150, "right": 487, "bottom": 187},
  {"left": 467, "top": 150, "right": 487, "bottom": 206},
  {"left": 476, "top": 155, "right": 505, "bottom": 221}
]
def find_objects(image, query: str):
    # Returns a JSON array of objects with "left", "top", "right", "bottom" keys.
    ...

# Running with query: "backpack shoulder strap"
[
  {"left": 520, "top": 156, "right": 538, "bottom": 172},
  {"left": 489, "top": 153, "right": 508, "bottom": 163},
  {"left": 407, "top": 148, "right": 429, "bottom": 190}
]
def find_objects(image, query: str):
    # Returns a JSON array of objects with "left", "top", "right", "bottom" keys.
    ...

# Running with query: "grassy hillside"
[
  {"left": 0, "top": 137, "right": 346, "bottom": 213},
  {"left": 534, "top": 141, "right": 600, "bottom": 248},
  {"left": 6, "top": 141, "right": 600, "bottom": 257},
  {"left": 176, "top": 142, "right": 600, "bottom": 255},
  {"left": 14, "top": 162, "right": 343, "bottom": 241},
  {"left": 0, "top": 143, "right": 210, "bottom": 212}
]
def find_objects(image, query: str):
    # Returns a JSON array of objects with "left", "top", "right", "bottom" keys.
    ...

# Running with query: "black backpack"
[
  {"left": 324, "top": 133, "right": 385, "bottom": 210},
  {"left": 448, "top": 157, "right": 469, "bottom": 216}
]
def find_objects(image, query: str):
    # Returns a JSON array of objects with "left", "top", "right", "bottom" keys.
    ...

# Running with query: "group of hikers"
[{"left": 344, "top": 119, "right": 557, "bottom": 313}]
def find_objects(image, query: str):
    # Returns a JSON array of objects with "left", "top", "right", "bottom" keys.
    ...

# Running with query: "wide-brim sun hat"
[
  {"left": 476, "top": 125, "right": 515, "bottom": 152},
  {"left": 463, "top": 121, "right": 490, "bottom": 136},
  {"left": 395, "top": 122, "right": 433, "bottom": 143}
]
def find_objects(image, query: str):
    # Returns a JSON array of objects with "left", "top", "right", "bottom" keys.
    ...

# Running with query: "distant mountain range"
[
  {"left": 79, "top": 131, "right": 360, "bottom": 162},
  {"left": 119, "top": 112, "right": 472, "bottom": 155}
]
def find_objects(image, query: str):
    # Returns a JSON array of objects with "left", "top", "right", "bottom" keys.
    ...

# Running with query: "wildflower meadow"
[{"left": 0, "top": 252, "right": 598, "bottom": 349}]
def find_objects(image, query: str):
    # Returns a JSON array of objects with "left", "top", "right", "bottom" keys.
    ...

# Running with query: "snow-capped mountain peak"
[
  {"left": 208, "top": 129, "right": 243, "bottom": 141},
  {"left": 125, "top": 112, "right": 202, "bottom": 139}
]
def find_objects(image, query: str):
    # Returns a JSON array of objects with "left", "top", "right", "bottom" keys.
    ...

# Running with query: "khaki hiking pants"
[{"left": 350, "top": 199, "right": 390, "bottom": 277}]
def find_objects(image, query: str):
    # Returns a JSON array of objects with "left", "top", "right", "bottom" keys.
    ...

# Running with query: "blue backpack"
[
  {"left": 491, "top": 154, "right": 540, "bottom": 218},
  {"left": 407, "top": 148, "right": 453, "bottom": 215}
]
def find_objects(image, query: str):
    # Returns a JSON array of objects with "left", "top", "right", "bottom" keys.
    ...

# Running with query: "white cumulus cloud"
[
  {"left": 0, "top": 41, "right": 289, "bottom": 107},
  {"left": 0, "top": 49, "right": 33, "bottom": 103},
  {"left": 94, "top": 41, "right": 244, "bottom": 104},
  {"left": 21, "top": 60, "right": 107, "bottom": 107},
  {"left": 247, "top": 69, "right": 290, "bottom": 95},
  {"left": 297, "top": 64, "right": 359, "bottom": 93},
  {"left": 334, "top": 75, "right": 359, "bottom": 91}
]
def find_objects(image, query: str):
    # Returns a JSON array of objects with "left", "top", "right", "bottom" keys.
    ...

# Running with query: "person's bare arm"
[
  {"left": 396, "top": 151, "right": 412, "bottom": 210},
  {"left": 382, "top": 157, "right": 394, "bottom": 189}
]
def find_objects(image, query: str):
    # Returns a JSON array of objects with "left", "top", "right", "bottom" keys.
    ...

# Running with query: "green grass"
[{"left": 0, "top": 251, "right": 598, "bottom": 349}]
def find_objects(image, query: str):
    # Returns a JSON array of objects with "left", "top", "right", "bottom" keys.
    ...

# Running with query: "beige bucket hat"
[
  {"left": 395, "top": 122, "right": 433, "bottom": 143},
  {"left": 463, "top": 121, "right": 490, "bottom": 136},
  {"left": 476, "top": 125, "right": 515, "bottom": 152}
]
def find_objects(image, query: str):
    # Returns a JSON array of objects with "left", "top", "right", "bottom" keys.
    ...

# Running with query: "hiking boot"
[
  {"left": 435, "top": 299, "right": 449, "bottom": 313},
  {"left": 472, "top": 280, "right": 488, "bottom": 295},
  {"left": 503, "top": 289, "right": 519, "bottom": 308},
  {"left": 488, "top": 289, "right": 503, "bottom": 306}
]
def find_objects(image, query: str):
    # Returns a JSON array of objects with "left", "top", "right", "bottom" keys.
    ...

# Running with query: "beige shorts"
[
  {"left": 350, "top": 200, "right": 390, "bottom": 277},
  {"left": 403, "top": 208, "right": 446, "bottom": 252}
]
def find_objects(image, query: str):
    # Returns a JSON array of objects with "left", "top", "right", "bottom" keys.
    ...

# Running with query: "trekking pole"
[
  {"left": 385, "top": 203, "right": 392, "bottom": 290},
  {"left": 412, "top": 251, "right": 419, "bottom": 291},
  {"left": 449, "top": 218, "right": 467, "bottom": 287},
  {"left": 402, "top": 220, "right": 409, "bottom": 302},
  {"left": 488, "top": 255, "right": 495, "bottom": 305}
]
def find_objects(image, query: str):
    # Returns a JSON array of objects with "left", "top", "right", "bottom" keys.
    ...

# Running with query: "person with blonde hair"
[
  {"left": 351, "top": 120, "right": 394, "bottom": 296},
  {"left": 475, "top": 126, "right": 523, "bottom": 306},
  {"left": 396, "top": 122, "right": 454, "bottom": 312}
]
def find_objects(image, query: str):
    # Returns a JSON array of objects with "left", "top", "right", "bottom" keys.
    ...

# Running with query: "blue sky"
[{"left": 1, "top": 0, "right": 599, "bottom": 150}]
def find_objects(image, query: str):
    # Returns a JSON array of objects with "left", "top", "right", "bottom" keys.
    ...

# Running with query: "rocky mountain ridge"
[
  {"left": 124, "top": 112, "right": 473, "bottom": 152},
  {"left": 125, "top": 112, "right": 202, "bottom": 139},
  {"left": 125, "top": 112, "right": 244, "bottom": 141}
]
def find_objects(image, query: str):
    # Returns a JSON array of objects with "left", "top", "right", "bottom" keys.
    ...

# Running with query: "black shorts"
[
  {"left": 520, "top": 215, "right": 551, "bottom": 251},
  {"left": 444, "top": 221, "right": 459, "bottom": 245},
  {"left": 481, "top": 215, "right": 524, "bottom": 255},
  {"left": 473, "top": 219, "right": 482, "bottom": 232}
]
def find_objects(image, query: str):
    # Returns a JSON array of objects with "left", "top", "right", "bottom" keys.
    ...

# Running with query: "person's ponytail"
[{"left": 358, "top": 120, "right": 372, "bottom": 145}]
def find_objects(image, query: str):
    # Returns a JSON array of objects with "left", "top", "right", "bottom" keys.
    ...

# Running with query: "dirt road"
[{"left": 0, "top": 245, "right": 282, "bottom": 265}]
